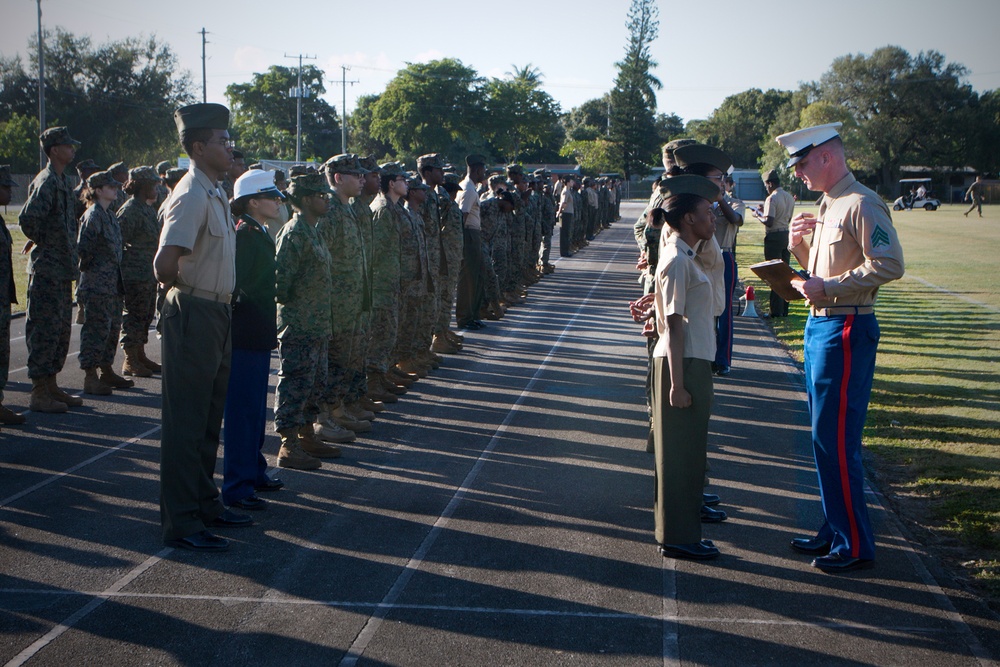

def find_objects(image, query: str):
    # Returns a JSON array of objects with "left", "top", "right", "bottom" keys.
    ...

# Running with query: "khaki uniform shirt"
[
  {"left": 804, "top": 172, "right": 904, "bottom": 309},
  {"left": 652, "top": 235, "right": 716, "bottom": 362},
  {"left": 559, "top": 187, "right": 575, "bottom": 215},
  {"left": 713, "top": 194, "right": 744, "bottom": 251},
  {"left": 159, "top": 166, "right": 236, "bottom": 297},
  {"left": 763, "top": 187, "right": 795, "bottom": 232},
  {"left": 458, "top": 177, "right": 481, "bottom": 231}
]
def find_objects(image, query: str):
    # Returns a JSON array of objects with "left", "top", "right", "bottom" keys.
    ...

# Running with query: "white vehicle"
[{"left": 893, "top": 178, "right": 941, "bottom": 211}]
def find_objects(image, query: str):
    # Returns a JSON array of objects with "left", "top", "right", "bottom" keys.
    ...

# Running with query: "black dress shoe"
[
  {"left": 472, "top": 320, "right": 486, "bottom": 328},
  {"left": 811, "top": 553, "right": 874, "bottom": 573},
  {"left": 660, "top": 542, "right": 720, "bottom": 560},
  {"left": 255, "top": 476, "right": 284, "bottom": 492},
  {"left": 701, "top": 505, "right": 727, "bottom": 523},
  {"left": 210, "top": 509, "right": 254, "bottom": 528},
  {"left": 166, "top": 530, "right": 230, "bottom": 552},
  {"left": 229, "top": 494, "right": 268, "bottom": 511},
  {"left": 702, "top": 493, "right": 721, "bottom": 506},
  {"left": 714, "top": 364, "right": 731, "bottom": 377},
  {"left": 790, "top": 536, "right": 831, "bottom": 555}
]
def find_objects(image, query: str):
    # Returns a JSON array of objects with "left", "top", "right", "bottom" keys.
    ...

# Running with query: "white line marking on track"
[{"left": 904, "top": 274, "right": 1000, "bottom": 314}]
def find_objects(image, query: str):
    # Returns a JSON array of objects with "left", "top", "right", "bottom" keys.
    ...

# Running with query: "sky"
[{"left": 3, "top": 0, "right": 1000, "bottom": 127}]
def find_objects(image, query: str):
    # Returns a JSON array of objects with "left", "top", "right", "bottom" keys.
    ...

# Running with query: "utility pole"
[
  {"left": 339, "top": 65, "right": 358, "bottom": 153},
  {"left": 37, "top": 0, "right": 46, "bottom": 170},
  {"left": 285, "top": 53, "right": 316, "bottom": 162},
  {"left": 200, "top": 28, "right": 209, "bottom": 103}
]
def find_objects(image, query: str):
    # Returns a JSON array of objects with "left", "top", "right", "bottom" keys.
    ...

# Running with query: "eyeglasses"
[{"left": 204, "top": 138, "right": 236, "bottom": 150}]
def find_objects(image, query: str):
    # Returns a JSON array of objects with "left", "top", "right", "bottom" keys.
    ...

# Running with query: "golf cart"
[{"left": 893, "top": 178, "right": 941, "bottom": 211}]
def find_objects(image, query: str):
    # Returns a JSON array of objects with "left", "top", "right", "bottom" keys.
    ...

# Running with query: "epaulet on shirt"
[{"left": 236, "top": 220, "right": 261, "bottom": 233}]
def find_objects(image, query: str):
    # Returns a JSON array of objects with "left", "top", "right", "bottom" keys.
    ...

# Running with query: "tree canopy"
[{"left": 482, "top": 64, "right": 562, "bottom": 165}]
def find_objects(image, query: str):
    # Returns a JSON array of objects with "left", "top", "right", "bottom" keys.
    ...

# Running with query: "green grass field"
[{"left": 735, "top": 203, "right": 1000, "bottom": 599}]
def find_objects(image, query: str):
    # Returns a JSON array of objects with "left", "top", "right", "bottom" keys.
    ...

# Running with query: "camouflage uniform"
[
  {"left": 350, "top": 193, "right": 377, "bottom": 400},
  {"left": 0, "top": 208, "right": 16, "bottom": 402},
  {"left": 479, "top": 197, "right": 503, "bottom": 305},
  {"left": 77, "top": 202, "right": 124, "bottom": 369},
  {"left": 317, "top": 199, "right": 370, "bottom": 407},
  {"left": 508, "top": 200, "right": 526, "bottom": 286},
  {"left": 523, "top": 189, "right": 542, "bottom": 272},
  {"left": 368, "top": 193, "right": 403, "bottom": 374},
  {"left": 18, "top": 163, "right": 78, "bottom": 379},
  {"left": 118, "top": 197, "right": 161, "bottom": 346},
  {"left": 436, "top": 185, "right": 464, "bottom": 334},
  {"left": 419, "top": 186, "right": 442, "bottom": 349},
  {"left": 573, "top": 188, "right": 586, "bottom": 246},
  {"left": 274, "top": 213, "right": 333, "bottom": 432},
  {"left": 397, "top": 203, "right": 431, "bottom": 361},
  {"left": 538, "top": 187, "right": 556, "bottom": 266}
]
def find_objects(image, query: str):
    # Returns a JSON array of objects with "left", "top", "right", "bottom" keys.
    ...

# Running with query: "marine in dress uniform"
[{"left": 779, "top": 122, "right": 905, "bottom": 572}]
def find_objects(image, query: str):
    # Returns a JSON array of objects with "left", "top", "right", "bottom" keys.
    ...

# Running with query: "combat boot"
[
  {"left": 29, "top": 377, "right": 67, "bottom": 413},
  {"left": 431, "top": 334, "right": 458, "bottom": 354},
  {"left": 122, "top": 345, "right": 153, "bottom": 378},
  {"left": 298, "top": 425, "right": 342, "bottom": 458},
  {"left": 344, "top": 401, "right": 375, "bottom": 422},
  {"left": 277, "top": 428, "right": 322, "bottom": 470},
  {"left": 358, "top": 395, "right": 385, "bottom": 414},
  {"left": 371, "top": 371, "right": 405, "bottom": 396},
  {"left": 137, "top": 345, "right": 161, "bottom": 372},
  {"left": 83, "top": 368, "right": 113, "bottom": 396},
  {"left": 365, "top": 379, "right": 398, "bottom": 404},
  {"left": 331, "top": 402, "right": 372, "bottom": 433},
  {"left": 0, "top": 402, "right": 26, "bottom": 424},
  {"left": 313, "top": 416, "right": 357, "bottom": 444},
  {"left": 444, "top": 330, "right": 464, "bottom": 348},
  {"left": 100, "top": 364, "right": 135, "bottom": 389},
  {"left": 389, "top": 367, "right": 417, "bottom": 386},
  {"left": 48, "top": 375, "right": 83, "bottom": 407},
  {"left": 397, "top": 359, "right": 427, "bottom": 378}
]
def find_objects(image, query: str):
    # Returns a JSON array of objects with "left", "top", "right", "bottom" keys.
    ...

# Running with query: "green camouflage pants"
[
  {"left": 120, "top": 280, "right": 157, "bottom": 346},
  {"left": 0, "top": 305, "right": 9, "bottom": 402},
  {"left": 367, "top": 303, "right": 399, "bottom": 374},
  {"left": 25, "top": 275, "right": 73, "bottom": 378},
  {"left": 275, "top": 335, "right": 327, "bottom": 431},
  {"left": 79, "top": 293, "right": 123, "bottom": 369}
]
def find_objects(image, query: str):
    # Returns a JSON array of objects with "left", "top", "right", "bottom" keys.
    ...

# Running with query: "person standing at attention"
[
  {"left": 778, "top": 122, "right": 904, "bottom": 573},
  {"left": 154, "top": 103, "right": 252, "bottom": 553}
]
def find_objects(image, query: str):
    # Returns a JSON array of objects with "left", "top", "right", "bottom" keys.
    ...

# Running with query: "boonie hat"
[{"left": 776, "top": 122, "right": 842, "bottom": 168}]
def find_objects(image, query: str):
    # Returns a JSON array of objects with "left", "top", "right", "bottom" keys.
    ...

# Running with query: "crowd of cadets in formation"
[{"left": 1, "top": 144, "right": 624, "bottom": 462}]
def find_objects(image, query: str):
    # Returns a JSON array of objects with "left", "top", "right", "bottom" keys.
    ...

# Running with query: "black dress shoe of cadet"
[
  {"left": 255, "top": 476, "right": 284, "bottom": 492},
  {"left": 210, "top": 509, "right": 254, "bottom": 528},
  {"left": 703, "top": 493, "right": 721, "bottom": 506},
  {"left": 701, "top": 505, "right": 727, "bottom": 523},
  {"left": 790, "top": 537, "right": 831, "bottom": 555},
  {"left": 229, "top": 494, "right": 267, "bottom": 511},
  {"left": 660, "top": 542, "right": 720, "bottom": 560},
  {"left": 166, "top": 530, "right": 230, "bottom": 552},
  {"left": 811, "top": 553, "right": 874, "bottom": 573}
]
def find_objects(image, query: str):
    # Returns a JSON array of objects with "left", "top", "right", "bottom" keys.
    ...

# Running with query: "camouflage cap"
[
  {"left": 86, "top": 170, "right": 119, "bottom": 190},
  {"left": 443, "top": 173, "right": 461, "bottom": 187},
  {"left": 287, "top": 172, "right": 335, "bottom": 198},
  {"left": 173, "top": 102, "right": 230, "bottom": 134},
  {"left": 155, "top": 160, "right": 172, "bottom": 174},
  {"left": 488, "top": 174, "right": 508, "bottom": 189},
  {"left": 359, "top": 155, "right": 382, "bottom": 174},
  {"left": 164, "top": 167, "right": 187, "bottom": 182},
  {"left": 406, "top": 176, "right": 429, "bottom": 191},
  {"left": 288, "top": 164, "right": 313, "bottom": 178},
  {"left": 128, "top": 166, "right": 161, "bottom": 183},
  {"left": 417, "top": 153, "right": 445, "bottom": 170},
  {"left": 506, "top": 164, "right": 524, "bottom": 176},
  {"left": 532, "top": 168, "right": 549, "bottom": 178},
  {"left": 108, "top": 161, "right": 129, "bottom": 176},
  {"left": 40, "top": 126, "right": 81, "bottom": 150},
  {"left": 465, "top": 154, "right": 487, "bottom": 167},
  {"left": 379, "top": 161, "right": 406, "bottom": 178},
  {"left": 0, "top": 165, "right": 17, "bottom": 188},
  {"left": 323, "top": 153, "right": 366, "bottom": 176},
  {"left": 75, "top": 159, "right": 103, "bottom": 175}
]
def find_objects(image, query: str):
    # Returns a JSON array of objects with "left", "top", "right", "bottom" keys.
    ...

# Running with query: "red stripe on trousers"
[{"left": 838, "top": 315, "right": 860, "bottom": 557}]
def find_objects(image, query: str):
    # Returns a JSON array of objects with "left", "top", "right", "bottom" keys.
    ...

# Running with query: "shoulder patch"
[{"left": 870, "top": 224, "right": 890, "bottom": 249}]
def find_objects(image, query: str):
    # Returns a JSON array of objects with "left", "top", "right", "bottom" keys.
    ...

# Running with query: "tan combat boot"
[
  {"left": 344, "top": 400, "right": 375, "bottom": 422},
  {"left": 48, "top": 375, "right": 83, "bottom": 407},
  {"left": 431, "top": 334, "right": 458, "bottom": 354},
  {"left": 100, "top": 364, "right": 135, "bottom": 389},
  {"left": 29, "top": 377, "right": 67, "bottom": 413},
  {"left": 388, "top": 366, "right": 416, "bottom": 387},
  {"left": 122, "top": 345, "right": 153, "bottom": 378},
  {"left": 358, "top": 395, "right": 385, "bottom": 414},
  {"left": 331, "top": 402, "right": 372, "bottom": 433},
  {"left": 298, "top": 425, "right": 342, "bottom": 458},
  {"left": 445, "top": 330, "right": 464, "bottom": 349},
  {"left": 313, "top": 404, "right": 357, "bottom": 444},
  {"left": 137, "top": 345, "right": 161, "bottom": 372},
  {"left": 364, "top": 377, "right": 398, "bottom": 404},
  {"left": 277, "top": 428, "right": 322, "bottom": 470},
  {"left": 83, "top": 368, "right": 113, "bottom": 396}
]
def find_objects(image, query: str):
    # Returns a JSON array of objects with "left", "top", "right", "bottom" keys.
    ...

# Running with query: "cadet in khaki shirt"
[
  {"left": 754, "top": 169, "right": 796, "bottom": 317},
  {"left": 650, "top": 175, "right": 726, "bottom": 562},
  {"left": 779, "top": 122, "right": 904, "bottom": 573},
  {"left": 154, "top": 103, "right": 247, "bottom": 553}
]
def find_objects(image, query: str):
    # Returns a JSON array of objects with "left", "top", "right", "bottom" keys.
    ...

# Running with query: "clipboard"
[{"left": 749, "top": 259, "right": 807, "bottom": 301}]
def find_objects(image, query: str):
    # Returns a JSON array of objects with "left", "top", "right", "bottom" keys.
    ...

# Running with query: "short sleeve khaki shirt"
[{"left": 653, "top": 235, "right": 716, "bottom": 362}]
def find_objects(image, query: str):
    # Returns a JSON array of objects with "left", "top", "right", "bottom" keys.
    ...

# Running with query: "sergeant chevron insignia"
[{"left": 870, "top": 225, "right": 890, "bottom": 248}]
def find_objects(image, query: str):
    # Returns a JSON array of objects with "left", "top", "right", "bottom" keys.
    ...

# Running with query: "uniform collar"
[{"left": 827, "top": 172, "right": 857, "bottom": 199}]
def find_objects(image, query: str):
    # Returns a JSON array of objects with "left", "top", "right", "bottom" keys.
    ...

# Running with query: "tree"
[
  {"left": 608, "top": 0, "right": 662, "bottom": 180},
  {"left": 0, "top": 112, "right": 40, "bottom": 173},
  {"left": 819, "top": 46, "right": 977, "bottom": 188},
  {"left": 226, "top": 65, "right": 340, "bottom": 162},
  {"left": 559, "top": 139, "right": 619, "bottom": 175},
  {"left": 482, "top": 64, "right": 561, "bottom": 164},
  {"left": 0, "top": 29, "right": 193, "bottom": 170},
  {"left": 370, "top": 59, "right": 484, "bottom": 157},
  {"left": 654, "top": 112, "right": 685, "bottom": 145},
  {"left": 347, "top": 94, "right": 395, "bottom": 160},
  {"left": 692, "top": 88, "right": 792, "bottom": 168},
  {"left": 562, "top": 96, "right": 611, "bottom": 142}
]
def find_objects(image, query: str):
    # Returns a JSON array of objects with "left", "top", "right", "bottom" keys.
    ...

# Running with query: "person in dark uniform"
[
  {"left": 154, "top": 103, "right": 251, "bottom": 553},
  {"left": 0, "top": 166, "right": 25, "bottom": 424},
  {"left": 651, "top": 175, "right": 725, "bottom": 561},
  {"left": 778, "top": 122, "right": 905, "bottom": 572},
  {"left": 222, "top": 169, "right": 286, "bottom": 511}
]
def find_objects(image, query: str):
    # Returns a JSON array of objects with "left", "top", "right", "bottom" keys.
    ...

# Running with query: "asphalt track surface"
[{"left": 2, "top": 202, "right": 999, "bottom": 666}]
